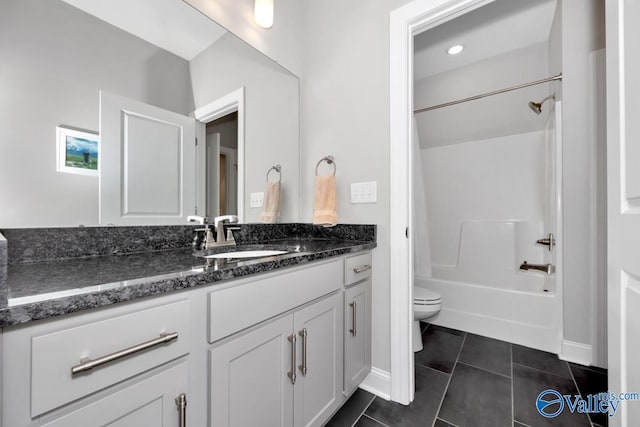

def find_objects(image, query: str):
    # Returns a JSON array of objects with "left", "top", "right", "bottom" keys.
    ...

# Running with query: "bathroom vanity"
[{"left": 0, "top": 225, "right": 374, "bottom": 427}]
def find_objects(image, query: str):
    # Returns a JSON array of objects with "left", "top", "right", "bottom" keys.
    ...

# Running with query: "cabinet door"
[
  {"left": 293, "top": 293, "right": 343, "bottom": 427},
  {"left": 42, "top": 362, "right": 188, "bottom": 427},
  {"left": 210, "top": 315, "right": 294, "bottom": 427},
  {"left": 344, "top": 279, "right": 372, "bottom": 396}
]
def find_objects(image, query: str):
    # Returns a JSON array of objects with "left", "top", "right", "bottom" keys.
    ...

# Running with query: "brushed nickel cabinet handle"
[
  {"left": 175, "top": 393, "right": 187, "bottom": 427},
  {"left": 349, "top": 301, "right": 357, "bottom": 336},
  {"left": 71, "top": 332, "right": 178, "bottom": 375},
  {"left": 299, "top": 328, "right": 308, "bottom": 376},
  {"left": 353, "top": 265, "right": 372, "bottom": 274},
  {"left": 287, "top": 333, "right": 297, "bottom": 384}
]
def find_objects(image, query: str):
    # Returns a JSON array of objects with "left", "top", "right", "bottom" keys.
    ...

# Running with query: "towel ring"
[
  {"left": 266, "top": 165, "right": 282, "bottom": 182},
  {"left": 315, "top": 156, "right": 336, "bottom": 176}
]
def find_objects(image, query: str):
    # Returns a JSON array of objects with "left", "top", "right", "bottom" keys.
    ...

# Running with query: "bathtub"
[{"left": 416, "top": 275, "right": 561, "bottom": 353}]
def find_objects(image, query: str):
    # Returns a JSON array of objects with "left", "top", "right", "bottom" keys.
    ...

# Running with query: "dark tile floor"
[{"left": 327, "top": 323, "right": 608, "bottom": 427}]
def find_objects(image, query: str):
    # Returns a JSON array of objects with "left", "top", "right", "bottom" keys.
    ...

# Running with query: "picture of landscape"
[
  {"left": 65, "top": 135, "right": 98, "bottom": 170},
  {"left": 56, "top": 126, "right": 99, "bottom": 176}
]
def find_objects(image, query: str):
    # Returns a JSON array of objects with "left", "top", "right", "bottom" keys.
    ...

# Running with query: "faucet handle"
[
  {"left": 187, "top": 215, "right": 207, "bottom": 225},
  {"left": 536, "top": 233, "right": 555, "bottom": 251},
  {"left": 214, "top": 215, "right": 239, "bottom": 227}
]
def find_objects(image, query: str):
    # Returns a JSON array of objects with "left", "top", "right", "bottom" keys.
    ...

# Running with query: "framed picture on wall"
[{"left": 56, "top": 126, "right": 99, "bottom": 176}]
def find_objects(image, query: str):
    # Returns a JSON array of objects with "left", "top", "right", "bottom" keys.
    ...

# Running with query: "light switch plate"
[
  {"left": 350, "top": 182, "right": 377, "bottom": 204},
  {"left": 250, "top": 192, "right": 264, "bottom": 208}
]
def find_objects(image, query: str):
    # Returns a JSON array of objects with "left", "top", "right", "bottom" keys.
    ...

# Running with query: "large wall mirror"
[{"left": 0, "top": 0, "right": 300, "bottom": 228}]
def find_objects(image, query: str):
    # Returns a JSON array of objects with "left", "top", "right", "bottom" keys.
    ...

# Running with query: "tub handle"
[{"left": 536, "top": 233, "right": 555, "bottom": 251}]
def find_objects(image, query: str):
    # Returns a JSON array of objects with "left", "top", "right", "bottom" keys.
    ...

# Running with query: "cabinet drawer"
[
  {"left": 42, "top": 362, "right": 188, "bottom": 427},
  {"left": 209, "top": 260, "right": 342, "bottom": 343},
  {"left": 344, "top": 252, "right": 372, "bottom": 286},
  {"left": 31, "top": 299, "right": 190, "bottom": 417}
]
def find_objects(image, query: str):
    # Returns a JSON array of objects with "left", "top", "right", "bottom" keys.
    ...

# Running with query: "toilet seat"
[{"left": 413, "top": 287, "right": 441, "bottom": 305}]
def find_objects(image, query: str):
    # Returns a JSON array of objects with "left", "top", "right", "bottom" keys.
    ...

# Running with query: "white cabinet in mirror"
[{"left": 0, "top": 0, "right": 300, "bottom": 228}]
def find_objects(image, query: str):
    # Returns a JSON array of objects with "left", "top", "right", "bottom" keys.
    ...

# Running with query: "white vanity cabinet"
[
  {"left": 210, "top": 292, "right": 343, "bottom": 427},
  {"left": 209, "top": 258, "right": 345, "bottom": 427},
  {"left": 343, "top": 253, "right": 372, "bottom": 396},
  {"left": 0, "top": 251, "right": 373, "bottom": 427}
]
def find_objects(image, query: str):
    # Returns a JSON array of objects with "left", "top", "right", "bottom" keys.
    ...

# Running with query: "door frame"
[
  {"left": 605, "top": 1, "right": 639, "bottom": 425},
  {"left": 193, "top": 87, "right": 245, "bottom": 222},
  {"left": 389, "top": 0, "right": 496, "bottom": 404},
  {"left": 219, "top": 145, "right": 238, "bottom": 216}
]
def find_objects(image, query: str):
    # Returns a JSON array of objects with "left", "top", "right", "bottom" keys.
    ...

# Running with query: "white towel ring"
[
  {"left": 266, "top": 165, "right": 282, "bottom": 182},
  {"left": 315, "top": 156, "right": 336, "bottom": 176}
]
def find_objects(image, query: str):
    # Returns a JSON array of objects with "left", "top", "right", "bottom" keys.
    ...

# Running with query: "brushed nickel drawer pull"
[
  {"left": 71, "top": 332, "right": 179, "bottom": 375},
  {"left": 353, "top": 265, "right": 372, "bottom": 274},
  {"left": 349, "top": 301, "right": 357, "bottom": 336},
  {"left": 287, "top": 333, "right": 297, "bottom": 384},
  {"left": 299, "top": 328, "right": 308, "bottom": 376},
  {"left": 175, "top": 393, "right": 187, "bottom": 427}
]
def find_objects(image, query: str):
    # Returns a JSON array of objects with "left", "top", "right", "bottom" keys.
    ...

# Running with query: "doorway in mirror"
[{"left": 206, "top": 113, "right": 239, "bottom": 218}]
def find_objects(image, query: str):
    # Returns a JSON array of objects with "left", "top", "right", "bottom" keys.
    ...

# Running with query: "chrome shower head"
[{"left": 529, "top": 94, "right": 555, "bottom": 115}]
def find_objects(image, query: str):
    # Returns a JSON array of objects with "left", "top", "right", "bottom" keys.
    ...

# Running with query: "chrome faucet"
[
  {"left": 188, "top": 215, "right": 240, "bottom": 249},
  {"left": 187, "top": 216, "right": 217, "bottom": 249},
  {"left": 213, "top": 215, "right": 239, "bottom": 247},
  {"left": 519, "top": 261, "right": 555, "bottom": 275}
]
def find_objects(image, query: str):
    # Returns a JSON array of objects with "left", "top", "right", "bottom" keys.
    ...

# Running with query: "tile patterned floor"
[{"left": 326, "top": 324, "right": 608, "bottom": 427}]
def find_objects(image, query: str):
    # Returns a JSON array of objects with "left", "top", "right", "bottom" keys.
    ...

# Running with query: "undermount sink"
[{"left": 203, "top": 250, "right": 289, "bottom": 259}]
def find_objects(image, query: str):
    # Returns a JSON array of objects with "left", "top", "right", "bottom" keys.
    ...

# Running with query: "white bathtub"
[{"left": 416, "top": 275, "right": 561, "bottom": 353}]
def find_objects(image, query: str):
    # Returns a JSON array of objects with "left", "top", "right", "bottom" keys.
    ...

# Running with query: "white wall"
[
  {"left": 300, "top": 0, "right": 412, "bottom": 375},
  {"left": 189, "top": 33, "right": 300, "bottom": 223},
  {"left": 559, "top": 0, "right": 605, "bottom": 358},
  {"left": 0, "top": 0, "right": 192, "bottom": 228}
]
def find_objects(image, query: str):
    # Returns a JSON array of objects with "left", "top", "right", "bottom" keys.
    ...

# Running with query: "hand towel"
[
  {"left": 313, "top": 174, "right": 338, "bottom": 227},
  {"left": 260, "top": 181, "right": 281, "bottom": 223}
]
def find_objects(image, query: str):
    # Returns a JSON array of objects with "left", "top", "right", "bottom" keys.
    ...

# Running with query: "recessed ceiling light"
[{"left": 447, "top": 45, "right": 464, "bottom": 55}]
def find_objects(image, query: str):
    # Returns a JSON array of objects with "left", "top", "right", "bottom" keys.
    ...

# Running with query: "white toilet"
[{"left": 413, "top": 286, "right": 442, "bottom": 352}]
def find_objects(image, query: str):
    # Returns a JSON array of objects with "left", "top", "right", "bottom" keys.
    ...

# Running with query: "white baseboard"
[
  {"left": 559, "top": 340, "right": 593, "bottom": 366},
  {"left": 359, "top": 367, "right": 391, "bottom": 401}
]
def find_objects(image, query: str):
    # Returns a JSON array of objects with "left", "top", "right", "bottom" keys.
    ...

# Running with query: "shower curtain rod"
[{"left": 413, "top": 73, "right": 563, "bottom": 114}]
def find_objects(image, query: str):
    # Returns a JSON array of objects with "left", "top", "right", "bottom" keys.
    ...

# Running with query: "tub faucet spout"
[{"left": 519, "top": 261, "right": 554, "bottom": 275}]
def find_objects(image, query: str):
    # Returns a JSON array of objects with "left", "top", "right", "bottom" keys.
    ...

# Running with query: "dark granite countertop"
[{"left": 0, "top": 238, "right": 375, "bottom": 328}]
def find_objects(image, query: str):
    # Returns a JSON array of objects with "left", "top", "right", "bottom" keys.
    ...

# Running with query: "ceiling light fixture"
[
  {"left": 254, "top": 0, "right": 274, "bottom": 29},
  {"left": 447, "top": 45, "right": 464, "bottom": 55}
]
